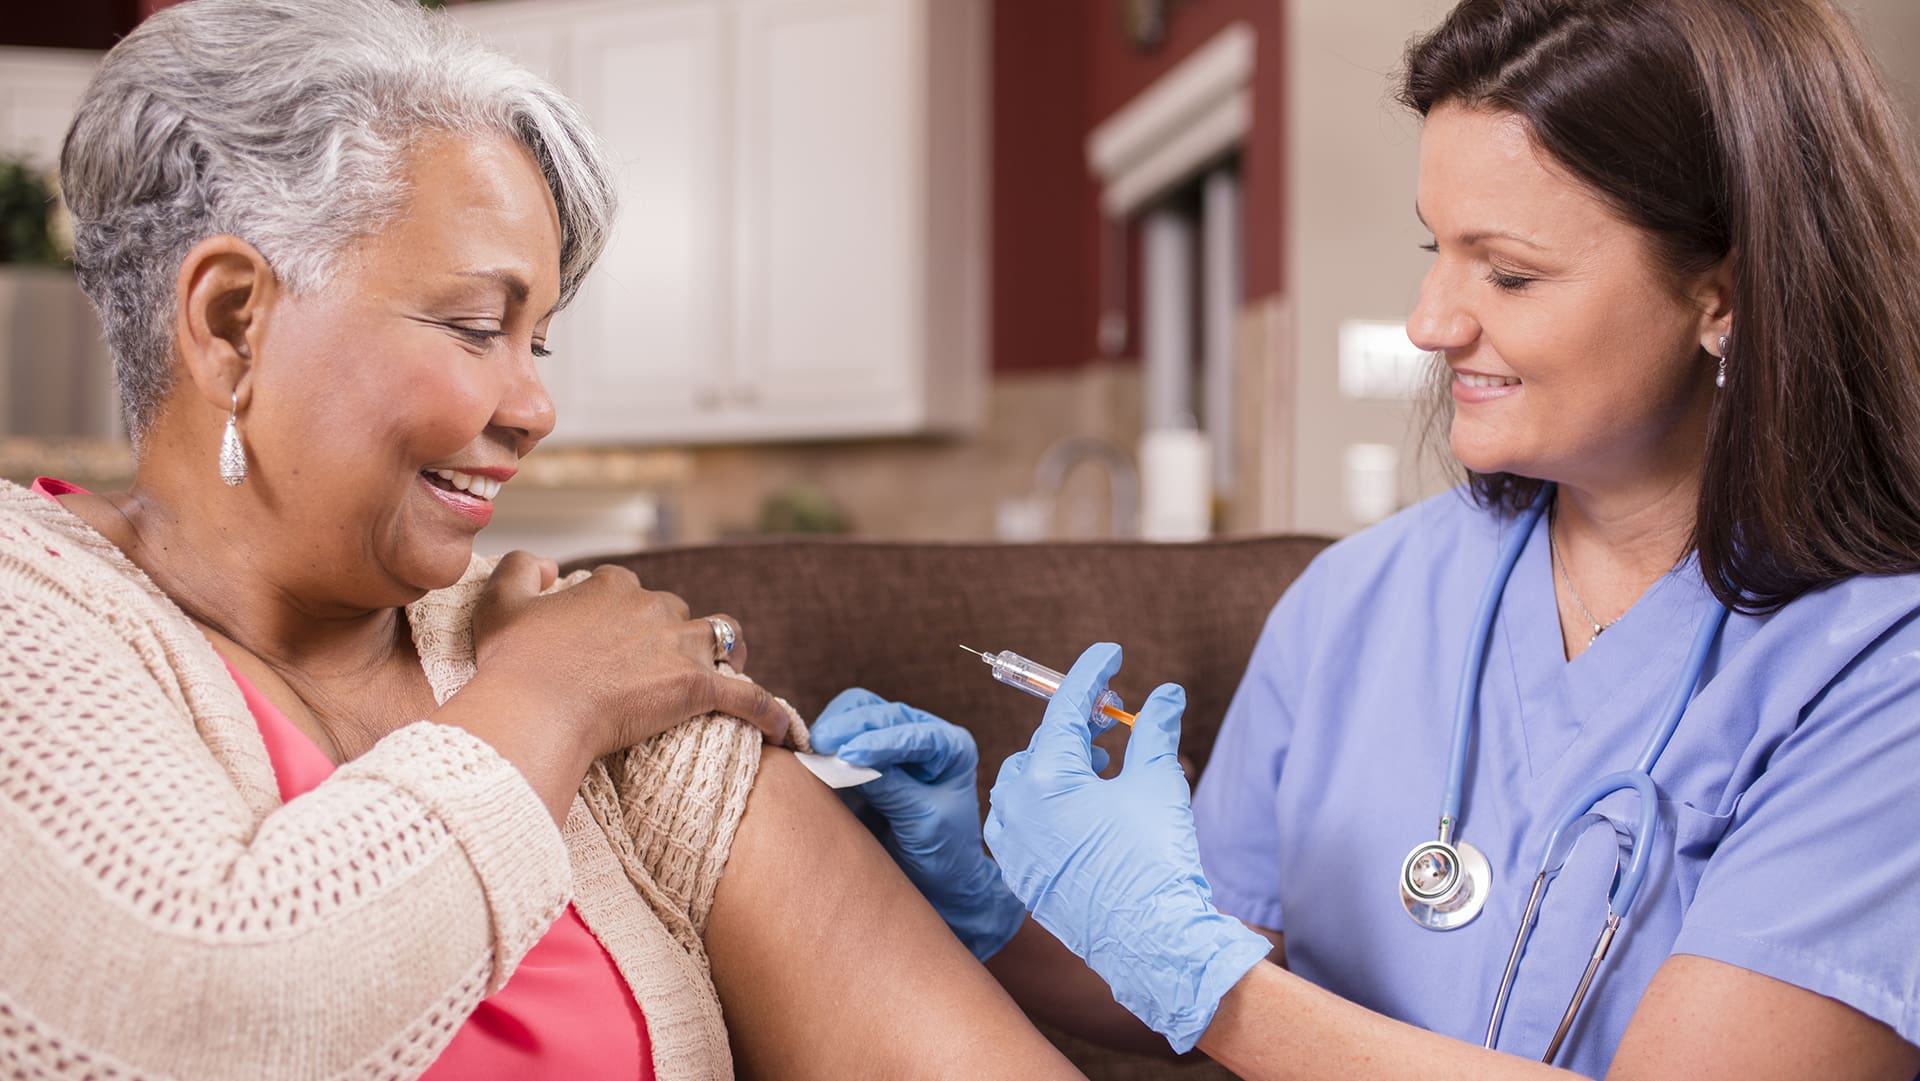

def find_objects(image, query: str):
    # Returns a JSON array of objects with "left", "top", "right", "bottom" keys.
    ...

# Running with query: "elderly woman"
[
  {"left": 0, "top": 0, "right": 1083, "bottom": 1078},
  {"left": 819, "top": 0, "right": 1920, "bottom": 1077}
]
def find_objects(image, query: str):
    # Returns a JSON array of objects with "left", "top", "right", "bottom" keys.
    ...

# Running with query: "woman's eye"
[
  {"left": 1484, "top": 269, "right": 1534, "bottom": 292},
  {"left": 531, "top": 342, "right": 552, "bottom": 359},
  {"left": 1419, "top": 240, "right": 1439, "bottom": 254},
  {"left": 447, "top": 324, "right": 505, "bottom": 347}
]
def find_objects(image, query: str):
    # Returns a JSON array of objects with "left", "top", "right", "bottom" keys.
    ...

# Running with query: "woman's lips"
[
  {"left": 1450, "top": 370, "right": 1522, "bottom": 405},
  {"left": 417, "top": 471, "right": 495, "bottom": 527}
]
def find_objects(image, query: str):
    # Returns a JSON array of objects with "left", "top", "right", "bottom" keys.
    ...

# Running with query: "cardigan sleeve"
[{"left": 0, "top": 535, "right": 573, "bottom": 1080}]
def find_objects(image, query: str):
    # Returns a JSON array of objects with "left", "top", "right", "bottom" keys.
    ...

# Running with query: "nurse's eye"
[
  {"left": 1419, "top": 240, "right": 1439, "bottom": 254},
  {"left": 1484, "top": 268, "right": 1535, "bottom": 292},
  {"left": 445, "top": 324, "right": 506, "bottom": 349},
  {"left": 531, "top": 341, "right": 553, "bottom": 359}
]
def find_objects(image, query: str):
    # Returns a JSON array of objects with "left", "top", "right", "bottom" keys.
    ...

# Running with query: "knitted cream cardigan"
[{"left": 0, "top": 480, "right": 805, "bottom": 1080}]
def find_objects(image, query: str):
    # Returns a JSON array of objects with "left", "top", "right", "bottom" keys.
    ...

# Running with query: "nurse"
[{"left": 813, "top": 0, "right": 1920, "bottom": 1076}]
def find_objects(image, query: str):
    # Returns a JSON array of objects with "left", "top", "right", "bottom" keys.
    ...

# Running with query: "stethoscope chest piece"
[{"left": 1400, "top": 838, "right": 1492, "bottom": 930}]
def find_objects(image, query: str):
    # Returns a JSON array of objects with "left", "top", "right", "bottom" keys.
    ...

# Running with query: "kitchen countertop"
[{"left": 0, "top": 437, "right": 695, "bottom": 491}]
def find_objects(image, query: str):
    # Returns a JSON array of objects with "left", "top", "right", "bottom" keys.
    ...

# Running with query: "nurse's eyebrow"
[{"left": 1413, "top": 203, "right": 1547, "bottom": 251}]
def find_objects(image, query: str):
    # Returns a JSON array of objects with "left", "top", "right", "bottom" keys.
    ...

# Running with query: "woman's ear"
[
  {"left": 175, "top": 235, "right": 276, "bottom": 409},
  {"left": 1695, "top": 255, "right": 1735, "bottom": 353}
]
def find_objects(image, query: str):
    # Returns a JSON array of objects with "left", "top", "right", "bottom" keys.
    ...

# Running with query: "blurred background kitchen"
[{"left": 4, "top": 0, "right": 1918, "bottom": 559}]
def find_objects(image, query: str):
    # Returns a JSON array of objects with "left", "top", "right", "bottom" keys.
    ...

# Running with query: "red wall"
[
  {"left": 4, "top": 0, "right": 139, "bottom": 50},
  {"left": 991, "top": 0, "right": 1285, "bottom": 372},
  {"left": 990, "top": 2, "right": 1098, "bottom": 374}
]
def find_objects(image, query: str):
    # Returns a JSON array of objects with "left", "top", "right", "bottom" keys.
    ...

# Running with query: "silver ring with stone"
[{"left": 707, "top": 616, "right": 737, "bottom": 658}]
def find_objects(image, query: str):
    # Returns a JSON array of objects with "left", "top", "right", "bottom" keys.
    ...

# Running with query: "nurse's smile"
[{"left": 1450, "top": 369, "right": 1521, "bottom": 405}]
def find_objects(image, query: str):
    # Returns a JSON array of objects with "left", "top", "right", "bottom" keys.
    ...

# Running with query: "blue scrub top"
[{"left": 1192, "top": 489, "right": 1920, "bottom": 1078}]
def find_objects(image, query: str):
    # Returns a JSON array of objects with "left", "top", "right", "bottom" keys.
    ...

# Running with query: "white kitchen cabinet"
[
  {"left": 455, "top": 0, "right": 987, "bottom": 445},
  {"left": 0, "top": 48, "right": 100, "bottom": 169}
]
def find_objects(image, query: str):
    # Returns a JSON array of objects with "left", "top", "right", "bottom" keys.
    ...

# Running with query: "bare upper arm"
[
  {"left": 1608, "top": 954, "right": 1920, "bottom": 1081},
  {"left": 705, "top": 748, "right": 1082, "bottom": 1081}
]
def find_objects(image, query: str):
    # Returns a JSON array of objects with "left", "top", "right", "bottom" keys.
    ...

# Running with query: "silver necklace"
[{"left": 1549, "top": 506, "right": 1621, "bottom": 647}]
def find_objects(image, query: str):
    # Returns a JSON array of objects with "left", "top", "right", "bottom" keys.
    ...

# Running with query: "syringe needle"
[{"left": 958, "top": 645, "right": 986, "bottom": 657}]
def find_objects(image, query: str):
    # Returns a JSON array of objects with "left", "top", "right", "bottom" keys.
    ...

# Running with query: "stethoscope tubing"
[
  {"left": 1441, "top": 489, "right": 1553, "bottom": 833},
  {"left": 1535, "top": 603, "right": 1727, "bottom": 917}
]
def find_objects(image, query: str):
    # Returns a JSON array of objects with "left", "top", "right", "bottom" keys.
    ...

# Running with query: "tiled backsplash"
[{"left": 668, "top": 363, "right": 1144, "bottom": 545}]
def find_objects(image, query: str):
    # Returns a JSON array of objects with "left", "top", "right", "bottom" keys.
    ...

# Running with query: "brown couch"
[{"left": 575, "top": 534, "right": 1332, "bottom": 1079}]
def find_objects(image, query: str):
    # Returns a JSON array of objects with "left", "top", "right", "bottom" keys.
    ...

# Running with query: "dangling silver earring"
[
  {"left": 1715, "top": 334, "right": 1729, "bottom": 389},
  {"left": 219, "top": 391, "right": 247, "bottom": 486}
]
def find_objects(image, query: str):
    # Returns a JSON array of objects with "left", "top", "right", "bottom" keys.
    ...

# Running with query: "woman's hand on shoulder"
[{"left": 463, "top": 551, "right": 790, "bottom": 760}]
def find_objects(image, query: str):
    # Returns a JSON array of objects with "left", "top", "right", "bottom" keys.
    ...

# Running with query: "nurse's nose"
[{"left": 1406, "top": 261, "right": 1478, "bottom": 354}]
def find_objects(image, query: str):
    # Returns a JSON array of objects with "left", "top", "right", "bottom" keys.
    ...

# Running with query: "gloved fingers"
[
  {"left": 1029, "top": 642, "right": 1122, "bottom": 774},
  {"left": 820, "top": 685, "right": 888, "bottom": 717},
  {"left": 811, "top": 687, "right": 891, "bottom": 751},
  {"left": 1120, "top": 682, "right": 1188, "bottom": 775},
  {"left": 1090, "top": 743, "right": 1111, "bottom": 772},
  {"left": 981, "top": 793, "right": 1007, "bottom": 857},
  {"left": 989, "top": 746, "right": 1035, "bottom": 816},
  {"left": 835, "top": 717, "right": 977, "bottom": 781},
  {"left": 853, "top": 762, "right": 973, "bottom": 826},
  {"left": 814, "top": 695, "right": 957, "bottom": 759},
  {"left": 983, "top": 746, "right": 1035, "bottom": 863},
  {"left": 850, "top": 762, "right": 930, "bottom": 811}
]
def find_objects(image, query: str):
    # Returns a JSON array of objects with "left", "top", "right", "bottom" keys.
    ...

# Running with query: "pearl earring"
[
  {"left": 219, "top": 391, "right": 247, "bottom": 486},
  {"left": 1715, "top": 334, "right": 1729, "bottom": 390}
]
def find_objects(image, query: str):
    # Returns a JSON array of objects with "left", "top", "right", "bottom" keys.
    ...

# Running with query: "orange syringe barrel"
[{"left": 960, "top": 646, "right": 1136, "bottom": 734}]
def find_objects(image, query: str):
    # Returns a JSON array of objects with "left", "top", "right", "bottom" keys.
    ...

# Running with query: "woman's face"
[
  {"left": 241, "top": 131, "right": 561, "bottom": 604},
  {"left": 1407, "top": 104, "right": 1725, "bottom": 496}
]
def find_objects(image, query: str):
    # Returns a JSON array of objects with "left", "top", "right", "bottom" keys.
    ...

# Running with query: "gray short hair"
[{"left": 60, "top": 0, "right": 617, "bottom": 446}]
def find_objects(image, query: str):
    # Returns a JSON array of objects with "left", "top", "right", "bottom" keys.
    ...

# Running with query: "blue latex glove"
[
  {"left": 811, "top": 688, "right": 1031, "bottom": 961},
  {"left": 984, "top": 643, "right": 1272, "bottom": 1053}
]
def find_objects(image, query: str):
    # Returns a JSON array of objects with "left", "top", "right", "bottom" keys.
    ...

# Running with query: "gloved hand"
[
  {"left": 811, "top": 688, "right": 1030, "bottom": 961},
  {"left": 984, "top": 643, "right": 1272, "bottom": 1053}
]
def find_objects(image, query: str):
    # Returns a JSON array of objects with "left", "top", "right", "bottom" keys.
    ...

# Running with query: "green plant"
[
  {"left": 0, "top": 158, "right": 63, "bottom": 266},
  {"left": 756, "top": 485, "right": 853, "bottom": 535}
]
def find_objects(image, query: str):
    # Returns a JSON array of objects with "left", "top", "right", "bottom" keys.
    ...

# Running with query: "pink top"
[{"left": 32, "top": 478, "right": 652, "bottom": 1080}]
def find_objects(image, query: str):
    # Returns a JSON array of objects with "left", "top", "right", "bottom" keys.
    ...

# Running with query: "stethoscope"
[{"left": 1396, "top": 486, "right": 1729, "bottom": 1063}]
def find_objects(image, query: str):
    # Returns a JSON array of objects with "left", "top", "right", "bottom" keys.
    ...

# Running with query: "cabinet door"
[
  {"left": 461, "top": 1, "right": 734, "bottom": 445},
  {"left": 448, "top": 4, "right": 563, "bottom": 82},
  {"left": 0, "top": 48, "right": 102, "bottom": 168},
  {"left": 730, "top": 0, "right": 922, "bottom": 436},
  {"left": 544, "top": 2, "right": 733, "bottom": 444}
]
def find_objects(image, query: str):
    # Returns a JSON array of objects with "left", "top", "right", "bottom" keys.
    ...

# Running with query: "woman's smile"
[
  {"left": 1450, "top": 369, "right": 1523, "bottom": 404},
  {"left": 417, "top": 464, "right": 515, "bottom": 528}
]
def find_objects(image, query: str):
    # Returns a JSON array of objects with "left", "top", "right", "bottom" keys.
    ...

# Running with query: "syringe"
[{"left": 960, "top": 645, "right": 1137, "bottom": 735}]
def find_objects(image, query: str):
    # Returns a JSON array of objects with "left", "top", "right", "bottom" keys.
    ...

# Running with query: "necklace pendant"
[{"left": 1587, "top": 626, "right": 1603, "bottom": 646}]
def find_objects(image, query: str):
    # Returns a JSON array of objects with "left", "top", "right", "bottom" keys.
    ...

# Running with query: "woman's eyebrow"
[
  {"left": 453, "top": 267, "right": 532, "bottom": 303},
  {"left": 1414, "top": 203, "right": 1547, "bottom": 250},
  {"left": 442, "top": 268, "right": 558, "bottom": 320}
]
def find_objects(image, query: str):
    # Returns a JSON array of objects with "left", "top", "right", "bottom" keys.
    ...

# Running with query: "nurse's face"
[{"left": 1407, "top": 104, "right": 1729, "bottom": 494}]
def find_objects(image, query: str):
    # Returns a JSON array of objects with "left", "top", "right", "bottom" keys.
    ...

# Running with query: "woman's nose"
[
  {"left": 493, "top": 349, "right": 557, "bottom": 453},
  {"left": 1406, "top": 263, "right": 1477, "bottom": 354}
]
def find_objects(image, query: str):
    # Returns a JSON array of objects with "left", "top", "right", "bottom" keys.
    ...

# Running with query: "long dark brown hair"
[{"left": 1401, "top": 0, "right": 1920, "bottom": 611}]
